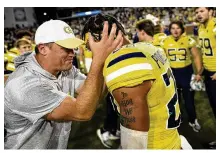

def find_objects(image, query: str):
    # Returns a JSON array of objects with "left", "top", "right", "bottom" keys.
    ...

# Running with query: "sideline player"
[
  {"left": 195, "top": 7, "right": 216, "bottom": 149},
  {"left": 162, "top": 21, "right": 202, "bottom": 132}
]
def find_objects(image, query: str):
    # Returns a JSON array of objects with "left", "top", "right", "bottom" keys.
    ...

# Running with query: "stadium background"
[{"left": 4, "top": 7, "right": 216, "bottom": 149}]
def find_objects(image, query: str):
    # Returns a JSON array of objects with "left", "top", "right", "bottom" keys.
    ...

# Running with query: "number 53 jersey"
[
  {"left": 103, "top": 42, "right": 181, "bottom": 149},
  {"left": 198, "top": 18, "right": 216, "bottom": 72},
  {"left": 161, "top": 34, "right": 196, "bottom": 69}
]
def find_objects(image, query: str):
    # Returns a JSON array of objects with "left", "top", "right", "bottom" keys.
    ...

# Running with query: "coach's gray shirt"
[{"left": 4, "top": 52, "right": 86, "bottom": 149}]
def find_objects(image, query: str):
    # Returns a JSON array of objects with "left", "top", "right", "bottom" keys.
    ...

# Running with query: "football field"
[{"left": 67, "top": 91, "right": 216, "bottom": 149}]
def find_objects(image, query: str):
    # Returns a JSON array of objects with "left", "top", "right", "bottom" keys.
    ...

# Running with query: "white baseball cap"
[{"left": 35, "top": 20, "right": 84, "bottom": 49}]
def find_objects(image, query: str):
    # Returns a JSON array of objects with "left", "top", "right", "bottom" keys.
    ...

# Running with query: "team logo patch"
[{"left": 64, "top": 26, "right": 73, "bottom": 34}]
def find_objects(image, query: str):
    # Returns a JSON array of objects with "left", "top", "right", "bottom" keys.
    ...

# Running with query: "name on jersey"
[{"left": 151, "top": 50, "right": 166, "bottom": 68}]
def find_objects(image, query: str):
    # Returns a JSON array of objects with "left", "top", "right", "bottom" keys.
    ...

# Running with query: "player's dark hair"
[
  {"left": 135, "top": 19, "right": 155, "bottom": 37},
  {"left": 169, "top": 21, "right": 185, "bottom": 35},
  {"left": 81, "top": 13, "right": 126, "bottom": 42}
]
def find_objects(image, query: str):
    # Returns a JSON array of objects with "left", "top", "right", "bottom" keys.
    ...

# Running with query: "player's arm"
[
  {"left": 191, "top": 46, "right": 203, "bottom": 81},
  {"left": 45, "top": 22, "right": 123, "bottom": 122},
  {"left": 210, "top": 22, "right": 216, "bottom": 80},
  {"left": 189, "top": 36, "right": 203, "bottom": 81},
  {"left": 112, "top": 80, "right": 153, "bottom": 132}
]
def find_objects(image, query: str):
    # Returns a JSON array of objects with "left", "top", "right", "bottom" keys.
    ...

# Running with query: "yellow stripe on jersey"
[
  {"left": 198, "top": 18, "right": 216, "bottom": 72},
  {"left": 103, "top": 42, "right": 181, "bottom": 149},
  {"left": 162, "top": 34, "right": 196, "bottom": 68},
  {"left": 104, "top": 44, "right": 156, "bottom": 93}
]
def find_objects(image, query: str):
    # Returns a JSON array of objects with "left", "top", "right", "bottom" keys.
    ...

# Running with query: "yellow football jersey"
[
  {"left": 6, "top": 51, "right": 18, "bottom": 63},
  {"left": 162, "top": 34, "right": 196, "bottom": 68},
  {"left": 4, "top": 53, "right": 8, "bottom": 62},
  {"left": 198, "top": 17, "right": 216, "bottom": 72},
  {"left": 6, "top": 62, "right": 15, "bottom": 71},
  {"left": 82, "top": 33, "right": 93, "bottom": 58},
  {"left": 81, "top": 44, "right": 93, "bottom": 58},
  {"left": 103, "top": 42, "right": 181, "bottom": 149},
  {"left": 153, "top": 33, "right": 167, "bottom": 47},
  {"left": 9, "top": 47, "right": 19, "bottom": 55}
]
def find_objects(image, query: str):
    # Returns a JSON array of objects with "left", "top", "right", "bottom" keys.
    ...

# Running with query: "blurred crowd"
[
  {"left": 4, "top": 7, "right": 216, "bottom": 51},
  {"left": 4, "top": 27, "right": 37, "bottom": 51},
  {"left": 4, "top": 7, "right": 216, "bottom": 74}
]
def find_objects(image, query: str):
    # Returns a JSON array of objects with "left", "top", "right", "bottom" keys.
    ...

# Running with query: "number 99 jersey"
[
  {"left": 161, "top": 34, "right": 196, "bottom": 68},
  {"left": 198, "top": 18, "right": 216, "bottom": 72},
  {"left": 103, "top": 42, "right": 181, "bottom": 149}
]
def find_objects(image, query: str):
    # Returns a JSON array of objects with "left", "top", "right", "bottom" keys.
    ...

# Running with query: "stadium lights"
[
  {"left": 73, "top": 10, "right": 101, "bottom": 18},
  {"left": 85, "top": 11, "right": 92, "bottom": 15},
  {"left": 58, "top": 10, "right": 101, "bottom": 20},
  {"left": 43, "top": 12, "right": 47, "bottom": 16}
]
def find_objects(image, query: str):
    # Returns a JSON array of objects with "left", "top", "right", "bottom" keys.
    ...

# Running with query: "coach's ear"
[{"left": 37, "top": 44, "right": 50, "bottom": 56}]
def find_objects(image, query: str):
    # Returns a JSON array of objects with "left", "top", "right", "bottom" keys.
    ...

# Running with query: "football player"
[
  {"left": 82, "top": 14, "right": 189, "bottom": 149},
  {"left": 162, "top": 21, "right": 202, "bottom": 132},
  {"left": 82, "top": 22, "right": 121, "bottom": 148},
  {"left": 135, "top": 19, "right": 167, "bottom": 47},
  {"left": 195, "top": 7, "right": 216, "bottom": 148},
  {"left": 195, "top": 7, "right": 216, "bottom": 116}
]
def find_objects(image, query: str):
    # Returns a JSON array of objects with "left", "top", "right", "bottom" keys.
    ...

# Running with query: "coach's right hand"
[{"left": 88, "top": 21, "right": 123, "bottom": 64}]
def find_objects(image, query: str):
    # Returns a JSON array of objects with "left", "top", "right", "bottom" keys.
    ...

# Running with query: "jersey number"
[
  {"left": 199, "top": 38, "right": 213, "bottom": 56},
  {"left": 162, "top": 68, "right": 181, "bottom": 129},
  {"left": 168, "top": 48, "right": 186, "bottom": 61}
]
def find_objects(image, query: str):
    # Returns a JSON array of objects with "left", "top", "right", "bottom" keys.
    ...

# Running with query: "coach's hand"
[{"left": 88, "top": 21, "right": 123, "bottom": 64}]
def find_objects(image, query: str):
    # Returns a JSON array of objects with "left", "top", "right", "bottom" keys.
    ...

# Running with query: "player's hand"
[
  {"left": 88, "top": 21, "right": 123, "bottom": 63},
  {"left": 194, "top": 74, "right": 202, "bottom": 82},
  {"left": 210, "top": 73, "right": 216, "bottom": 80}
]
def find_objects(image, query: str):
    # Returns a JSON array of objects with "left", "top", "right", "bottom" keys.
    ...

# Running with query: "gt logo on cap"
[{"left": 64, "top": 26, "right": 73, "bottom": 34}]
